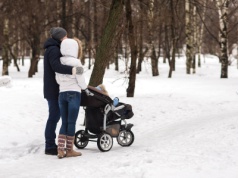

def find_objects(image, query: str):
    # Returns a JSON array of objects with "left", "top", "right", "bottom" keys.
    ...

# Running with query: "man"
[{"left": 43, "top": 27, "right": 89, "bottom": 155}]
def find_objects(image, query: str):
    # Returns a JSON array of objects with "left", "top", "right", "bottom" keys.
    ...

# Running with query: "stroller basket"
[{"left": 104, "top": 122, "right": 120, "bottom": 136}]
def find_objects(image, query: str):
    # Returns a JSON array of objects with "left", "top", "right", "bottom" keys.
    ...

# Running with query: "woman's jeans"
[
  {"left": 58, "top": 91, "right": 81, "bottom": 136},
  {"left": 45, "top": 99, "right": 60, "bottom": 150}
]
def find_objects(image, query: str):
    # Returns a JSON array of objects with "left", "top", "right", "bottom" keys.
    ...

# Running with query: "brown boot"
[
  {"left": 66, "top": 136, "right": 82, "bottom": 157},
  {"left": 57, "top": 134, "right": 66, "bottom": 159}
]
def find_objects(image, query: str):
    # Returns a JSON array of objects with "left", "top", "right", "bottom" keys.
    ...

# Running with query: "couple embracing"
[{"left": 43, "top": 27, "right": 92, "bottom": 159}]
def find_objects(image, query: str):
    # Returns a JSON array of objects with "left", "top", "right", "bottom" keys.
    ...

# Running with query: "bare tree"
[
  {"left": 0, "top": 0, "right": 238, "bottom": 82},
  {"left": 2, "top": 18, "right": 9, "bottom": 76},
  {"left": 89, "top": 0, "right": 124, "bottom": 86},
  {"left": 137, "top": 0, "right": 147, "bottom": 74},
  {"left": 191, "top": 5, "right": 197, "bottom": 74},
  {"left": 147, "top": 0, "right": 159, "bottom": 76},
  {"left": 215, "top": 0, "right": 230, "bottom": 78},
  {"left": 168, "top": 0, "right": 178, "bottom": 78},
  {"left": 197, "top": 0, "right": 208, "bottom": 67},
  {"left": 125, "top": 0, "right": 138, "bottom": 97},
  {"left": 185, "top": 0, "right": 193, "bottom": 74}
]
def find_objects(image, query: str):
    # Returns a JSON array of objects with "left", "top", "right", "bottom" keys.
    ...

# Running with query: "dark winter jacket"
[{"left": 43, "top": 38, "right": 72, "bottom": 100}]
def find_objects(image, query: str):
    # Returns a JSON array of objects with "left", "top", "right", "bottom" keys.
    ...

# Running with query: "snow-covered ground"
[{"left": 0, "top": 55, "right": 238, "bottom": 178}]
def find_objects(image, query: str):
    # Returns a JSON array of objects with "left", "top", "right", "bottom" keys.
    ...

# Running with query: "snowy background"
[{"left": 0, "top": 55, "right": 238, "bottom": 178}]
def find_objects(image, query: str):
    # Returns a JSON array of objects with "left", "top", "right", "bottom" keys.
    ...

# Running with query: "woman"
[{"left": 55, "top": 38, "right": 88, "bottom": 158}]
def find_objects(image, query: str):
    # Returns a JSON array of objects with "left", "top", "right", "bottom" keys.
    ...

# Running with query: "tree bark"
[
  {"left": 28, "top": 34, "right": 40, "bottom": 78},
  {"left": 2, "top": 18, "right": 9, "bottom": 76},
  {"left": 137, "top": 0, "right": 144, "bottom": 74},
  {"left": 192, "top": 5, "right": 197, "bottom": 74},
  {"left": 87, "top": 0, "right": 92, "bottom": 70},
  {"left": 216, "top": 0, "right": 229, "bottom": 78},
  {"left": 8, "top": 46, "right": 20, "bottom": 72},
  {"left": 185, "top": 0, "right": 192, "bottom": 74},
  {"left": 197, "top": 0, "right": 207, "bottom": 67},
  {"left": 168, "top": 0, "right": 177, "bottom": 78},
  {"left": 61, "top": 0, "right": 67, "bottom": 30},
  {"left": 114, "top": 48, "right": 119, "bottom": 71},
  {"left": 125, "top": 0, "right": 138, "bottom": 97},
  {"left": 148, "top": 0, "right": 159, "bottom": 76},
  {"left": 165, "top": 25, "right": 172, "bottom": 77},
  {"left": 89, "top": 0, "right": 124, "bottom": 86}
]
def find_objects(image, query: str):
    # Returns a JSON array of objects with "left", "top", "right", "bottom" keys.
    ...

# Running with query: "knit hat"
[{"left": 50, "top": 27, "right": 67, "bottom": 41}]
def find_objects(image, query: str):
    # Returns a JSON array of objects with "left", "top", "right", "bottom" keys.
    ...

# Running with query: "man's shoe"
[{"left": 45, "top": 148, "right": 58, "bottom": 155}]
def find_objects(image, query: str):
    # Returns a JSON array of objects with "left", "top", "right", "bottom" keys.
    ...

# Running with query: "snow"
[{"left": 0, "top": 55, "right": 238, "bottom": 178}]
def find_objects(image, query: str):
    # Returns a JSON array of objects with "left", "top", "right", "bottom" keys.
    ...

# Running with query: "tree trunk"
[
  {"left": 8, "top": 46, "right": 20, "bottom": 72},
  {"left": 124, "top": 33, "right": 129, "bottom": 72},
  {"left": 163, "top": 47, "right": 166, "bottom": 63},
  {"left": 57, "top": 1, "right": 61, "bottom": 26},
  {"left": 28, "top": 35, "right": 40, "bottom": 78},
  {"left": 61, "top": 0, "right": 67, "bottom": 30},
  {"left": 164, "top": 25, "right": 172, "bottom": 77},
  {"left": 89, "top": 0, "right": 124, "bottom": 86},
  {"left": 137, "top": 0, "right": 144, "bottom": 74},
  {"left": 185, "top": 0, "right": 192, "bottom": 74},
  {"left": 93, "top": 0, "right": 98, "bottom": 49},
  {"left": 148, "top": 0, "right": 159, "bottom": 76},
  {"left": 67, "top": 0, "right": 73, "bottom": 37},
  {"left": 125, "top": 0, "right": 138, "bottom": 97},
  {"left": 168, "top": 0, "right": 177, "bottom": 78},
  {"left": 2, "top": 18, "right": 9, "bottom": 76},
  {"left": 115, "top": 48, "right": 119, "bottom": 71},
  {"left": 216, "top": 0, "right": 229, "bottom": 78},
  {"left": 192, "top": 5, "right": 197, "bottom": 74},
  {"left": 87, "top": 0, "right": 92, "bottom": 70},
  {"left": 10, "top": 24, "right": 20, "bottom": 72},
  {"left": 197, "top": 0, "right": 207, "bottom": 68},
  {"left": 21, "top": 42, "right": 25, "bottom": 66},
  {"left": 158, "top": 23, "right": 162, "bottom": 64}
]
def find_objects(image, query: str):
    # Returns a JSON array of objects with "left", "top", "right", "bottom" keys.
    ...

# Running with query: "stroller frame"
[{"left": 74, "top": 86, "right": 134, "bottom": 152}]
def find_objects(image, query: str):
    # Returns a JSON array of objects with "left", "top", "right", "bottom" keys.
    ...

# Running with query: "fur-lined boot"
[
  {"left": 57, "top": 134, "right": 66, "bottom": 159},
  {"left": 66, "top": 136, "right": 82, "bottom": 157}
]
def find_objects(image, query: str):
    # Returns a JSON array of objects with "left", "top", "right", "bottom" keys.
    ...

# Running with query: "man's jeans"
[
  {"left": 45, "top": 99, "right": 60, "bottom": 150},
  {"left": 58, "top": 91, "right": 80, "bottom": 136}
]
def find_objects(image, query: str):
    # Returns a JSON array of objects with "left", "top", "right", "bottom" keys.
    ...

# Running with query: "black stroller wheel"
[
  {"left": 97, "top": 132, "right": 113, "bottom": 152},
  {"left": 117, "top": 130, "right": 134, "bottom": 147},
  {"left": 74, "top": 130, "right": 89, "bottom": 149}
]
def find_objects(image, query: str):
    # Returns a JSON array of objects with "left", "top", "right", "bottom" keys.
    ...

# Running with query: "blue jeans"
[
  {"left": 45, "top": 99, "right": 61, "bottom": 150},
  {"left": 58, "top": 91, "right": 81, "bottom": 136}
]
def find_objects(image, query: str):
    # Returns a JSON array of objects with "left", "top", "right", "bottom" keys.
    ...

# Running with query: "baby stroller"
[{"left": 74, "top": 86, "right": 134, "bottom": 152}]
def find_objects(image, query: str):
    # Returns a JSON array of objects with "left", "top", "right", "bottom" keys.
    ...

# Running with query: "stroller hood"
[{"left": 81, "top": 86, "right": 112, "bottom": 107}]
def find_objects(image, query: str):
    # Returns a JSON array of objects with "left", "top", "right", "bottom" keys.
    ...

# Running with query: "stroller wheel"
[
  {"left": 117, "top": 130, "right": 134, "bottom": 147},
  {"left": 97, "top": 133, "right": 113, "bottom": 152},
  {"left": 74, "top": 130, "right": 89, "bottom": 149}
]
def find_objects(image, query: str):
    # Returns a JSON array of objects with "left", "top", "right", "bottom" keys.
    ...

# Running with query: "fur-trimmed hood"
[{"left": 60, "top": 38, "right": 78, "bottom": 58}]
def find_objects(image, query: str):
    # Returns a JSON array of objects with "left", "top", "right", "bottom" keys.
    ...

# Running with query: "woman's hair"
[{"left": 73, "top": 37, "right": 83, "bottom": 59}]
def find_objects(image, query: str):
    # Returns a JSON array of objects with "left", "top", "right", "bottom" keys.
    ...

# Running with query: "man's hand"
[
  {"left": 84, "top": 88, "right": 94, "bottom": 96},
  {"left": 72, "top": 66, "right": 84, "bottom": 75}
]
